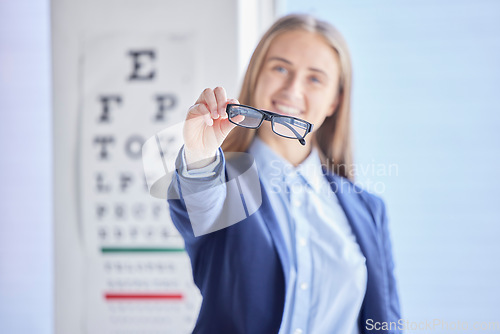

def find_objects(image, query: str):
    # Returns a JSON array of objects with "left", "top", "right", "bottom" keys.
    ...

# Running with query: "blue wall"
[
  {"left": 0, "top": 1, "right": 52, "bottom": 333},
  {"left": 286, "top": 0, "right": 500, "bottom": 330}
]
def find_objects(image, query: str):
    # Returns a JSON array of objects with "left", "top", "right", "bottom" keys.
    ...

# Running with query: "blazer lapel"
[
  {"left": 326, "top": 173, "right": 379, "bottom": 255},
  {"left": 325, "top": 173, "right": 387, "bottom": 328},
  {"left": 259, "top": 183, "right": 291, "bottom": 287}
]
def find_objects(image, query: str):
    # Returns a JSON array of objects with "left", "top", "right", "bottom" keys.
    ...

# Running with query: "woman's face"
[{"left": 253, "top": 30, "right": 341, "bottom": 149}]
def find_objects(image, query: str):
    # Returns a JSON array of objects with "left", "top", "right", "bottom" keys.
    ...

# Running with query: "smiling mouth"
[{"left": 273, "top": 102, "right": 303, "bottom": 116}]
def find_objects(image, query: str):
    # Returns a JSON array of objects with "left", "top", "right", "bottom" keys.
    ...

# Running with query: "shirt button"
[
  {"left": 293, "top": 199, "right": 302, "bottom": 207},
  {"left": 294, "top": 329, "right": 303, "bottom": 334},
  {"left": 298, "top": 237, "right": 307, "bottom": 247},
  {"left": 300, "top": 282, "right": 308, "bottom": 290}
]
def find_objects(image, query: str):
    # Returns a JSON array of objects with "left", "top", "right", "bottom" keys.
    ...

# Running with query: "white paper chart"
[{"left": 78, "top": 33, "right": 201, "bottom": 334}]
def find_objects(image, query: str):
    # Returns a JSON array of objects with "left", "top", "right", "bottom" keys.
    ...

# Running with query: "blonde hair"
[{"left": 221, "top": 14, "right": 354, "bottom": 180}]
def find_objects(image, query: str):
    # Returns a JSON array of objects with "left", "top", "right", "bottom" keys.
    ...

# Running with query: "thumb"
[
  {"left": 219, "top": 117, "right": 238, "bottom": 138},
  {"left": 221, "top": 98, "right": 240, "bottom": 119},
  {"left": 219, "top": 98, "right": 240, "bottom": 136}
]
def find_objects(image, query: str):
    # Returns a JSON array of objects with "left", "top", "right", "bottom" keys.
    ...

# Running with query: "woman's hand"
[{"left": 183, "top": 87, "right": 239, "bottom": 170}]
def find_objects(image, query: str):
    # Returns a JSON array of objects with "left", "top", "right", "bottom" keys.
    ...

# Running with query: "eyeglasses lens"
[
  {"left": 228, "top": 105, "right": 263, "bottom": 128},
  {"left": 272, "top": 117, "right": 308, "bottom": 139}
]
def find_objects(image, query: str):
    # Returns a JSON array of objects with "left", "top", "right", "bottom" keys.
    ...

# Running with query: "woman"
[{"left": 168, "top": 14, "right": 401, "bottom": 334}]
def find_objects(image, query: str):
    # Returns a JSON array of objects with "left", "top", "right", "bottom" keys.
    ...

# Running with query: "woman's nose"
[{"left": 283, "top": 74, "right": 303, "bottom": 97}]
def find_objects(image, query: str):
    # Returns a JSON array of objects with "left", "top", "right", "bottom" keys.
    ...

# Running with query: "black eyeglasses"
[{"left": 226, "top": 104, "right": 313, "bottom": 145}]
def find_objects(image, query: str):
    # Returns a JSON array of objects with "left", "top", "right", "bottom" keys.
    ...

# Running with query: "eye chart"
[{"left": 79, "top": 34, "right": 201, "bottom": 334}]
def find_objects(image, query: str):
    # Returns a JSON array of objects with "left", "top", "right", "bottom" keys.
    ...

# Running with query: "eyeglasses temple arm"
[{"left": 276, "top": 120, "right": 307, "bottom": 146}]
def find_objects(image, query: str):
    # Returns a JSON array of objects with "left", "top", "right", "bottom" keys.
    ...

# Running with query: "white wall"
[{"left": 51, "top": 0, "right": 275, "bottom": 333}]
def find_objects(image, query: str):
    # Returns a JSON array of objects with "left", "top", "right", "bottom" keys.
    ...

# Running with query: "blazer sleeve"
[
  {"left": 166, "top": 147, "right": 227, "bottom": 281},
  {"left": 167, "top": 148, "right": 263, "bottom": 285}
]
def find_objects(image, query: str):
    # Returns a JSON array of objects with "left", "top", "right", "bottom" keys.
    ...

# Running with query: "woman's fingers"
[
  {"left": 195, "top": 87, "right": 237, "bottom": 120},
  {"left": 188, "top": 103, "right": 213, "bottom": 126},
  {"left": 224, "top": 98, "right": 240, "bottom": 119},
  {"left": 199, "top": 88, "right": 218, "bottom": 119},
  {"left": 218, "top": 98, "right": 242, "bottom": 136},
  {"left": 204, "top": 112, "right": 214, "bottom": 126},
  {"left": 219, "top": 116, "right": 238, "bottom": 137},
  {"left": 184, "top": 89, "right": 240, "bottom": 161},
  {"left": 191, "top": 88, "right": 239, "bottom": 127},
  {"left": 214, "top": 86, "right": 227, "bottom": 119}
]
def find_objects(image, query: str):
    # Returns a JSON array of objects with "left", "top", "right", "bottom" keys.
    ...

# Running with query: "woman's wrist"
[{"left": 184, "top": 146, "right": 218, "bottom": 171}]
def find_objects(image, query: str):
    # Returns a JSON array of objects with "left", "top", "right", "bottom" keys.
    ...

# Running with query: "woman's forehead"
[{"left": 266, "top": 30, "right": 339, "bottom": 73}]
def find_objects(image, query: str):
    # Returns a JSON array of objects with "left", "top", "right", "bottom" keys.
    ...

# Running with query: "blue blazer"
[{"left": 168, "top": 168, "right": 401, "bottom": 333}]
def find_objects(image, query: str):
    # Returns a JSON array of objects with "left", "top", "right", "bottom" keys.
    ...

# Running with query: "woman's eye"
[
  {"left": 273, "top": 66, "right": 287, "bottom": 74},
  {"left": 310, "top": 76, "right": 322, "bottom": 84}
]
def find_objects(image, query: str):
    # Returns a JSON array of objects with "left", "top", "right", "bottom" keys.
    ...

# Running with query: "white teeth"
[{"left": 275, "top": 103, "right": 301, "bottom": 116}]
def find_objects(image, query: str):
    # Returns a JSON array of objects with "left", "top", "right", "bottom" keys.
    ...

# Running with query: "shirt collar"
[
  {"left": 296, "top": 146, "right": 324, "bottom": 194},
  {"left": 248, "top": 136, "right": 324, "bottom": 194}
]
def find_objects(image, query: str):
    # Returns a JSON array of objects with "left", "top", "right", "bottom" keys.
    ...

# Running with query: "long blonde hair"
[{"left": 221, "top": 14, "right": 354, "bottom": 180}]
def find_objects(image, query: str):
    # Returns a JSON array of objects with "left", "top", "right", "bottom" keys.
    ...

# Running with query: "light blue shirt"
[{"left": 180, "top": 137, "right": 367, "bottom": 334}]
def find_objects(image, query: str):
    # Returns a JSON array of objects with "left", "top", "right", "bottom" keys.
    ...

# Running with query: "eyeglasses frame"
[{"left": 225, "top": 103, "right": 314, "bottom": 145}]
